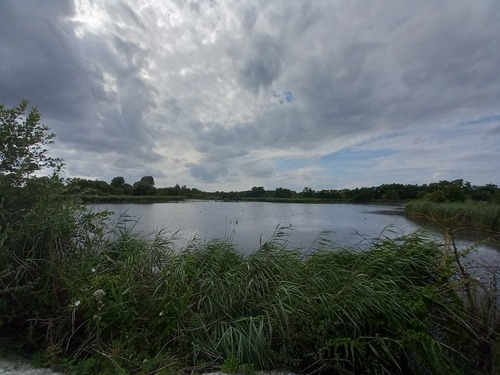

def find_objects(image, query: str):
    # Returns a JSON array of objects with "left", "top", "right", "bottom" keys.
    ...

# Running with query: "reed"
[
  {"left": 1, "top": 204, "right": 498, "bottom": 374},
  {"left": 405, "top": 200, "right": 500, "bottom": 232}
]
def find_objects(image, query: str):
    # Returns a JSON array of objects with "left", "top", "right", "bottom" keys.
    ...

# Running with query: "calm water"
[{"left": 90, "top": 201, "right": 499, "bottom": 262}]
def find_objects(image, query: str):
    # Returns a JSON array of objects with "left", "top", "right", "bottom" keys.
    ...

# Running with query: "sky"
[{"left": 1, "top": 0, "right": 499, "bottom": 191}]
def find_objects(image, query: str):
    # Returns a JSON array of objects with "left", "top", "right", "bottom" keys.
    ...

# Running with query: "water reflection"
[{"left": 90, "top": 201, "right": 499, "bottom": 261}]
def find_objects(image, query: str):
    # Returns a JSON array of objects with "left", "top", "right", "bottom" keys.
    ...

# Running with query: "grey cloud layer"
[{"left": 1, "top": 0, "right": 499, "bottom": 188}]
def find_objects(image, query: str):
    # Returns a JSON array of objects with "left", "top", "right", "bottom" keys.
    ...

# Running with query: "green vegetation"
[
  {"left": 1, "top": 101, "right": 499, "bottom": 374},
  {"left": 405, "top": 201, "right": 500, "bottom": 232},
  {"left": 2, "top": 211, "right": 499, "bottom": 374},
  {"left": 65, "top": 177, "right": 500, "bottom": 205},
  {"left": 65, "top": 178, "right": 203, "bottom": 201},
  {"left": 78, "top": 194, "right": 185, "bottom": 204}
]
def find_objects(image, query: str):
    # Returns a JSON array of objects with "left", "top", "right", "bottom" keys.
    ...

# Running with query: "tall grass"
[
  {"left": 1, "top": 204, "right": 499, "bottom": 374},
  {"left": 405, "top": 200, "right": 500, "bottom": 232}
]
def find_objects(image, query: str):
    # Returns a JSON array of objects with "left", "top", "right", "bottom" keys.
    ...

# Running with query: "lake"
[{"left": 90, "top": 201, "right": 499, "bottom": 262}]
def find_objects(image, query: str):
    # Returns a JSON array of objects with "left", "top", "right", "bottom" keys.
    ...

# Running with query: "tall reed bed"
[
  {"left": 1, "top": 205, "right": 499, "bottom": 374},
  {"left": 405, "top": 200, "right": 500, "bottom": 232}
]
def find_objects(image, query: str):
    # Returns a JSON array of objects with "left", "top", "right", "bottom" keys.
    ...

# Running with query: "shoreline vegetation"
[
  {"left": 405, "top": 200, "right": 500, "bottom": 233},
  {"left": 1, "top": 101, "right": 499, "bottom": 374},
  {"left": 78, "top": 194, "right": 186, "bottom": 204},
  {"left": 2, "top": 207, "right": 500, "bottom": 375},
  {"left": 77, "top": 194, "right": 401, "bottom": 205}
]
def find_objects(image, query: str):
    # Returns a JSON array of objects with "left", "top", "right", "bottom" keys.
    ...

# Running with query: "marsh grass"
[
  {"left": 1, "top": 204, "right": 499, "bottom": 374},
  {"left": 405, "top": 200, "right": 500, "bottom": 232}
]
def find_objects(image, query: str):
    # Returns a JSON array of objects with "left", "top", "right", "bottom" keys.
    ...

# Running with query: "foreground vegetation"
[
  {"left": 1, "top": 101, "right": 499, "bottom": 374},
  {"left": 2, "top": 208, "right": 499, "bottom": 375}
]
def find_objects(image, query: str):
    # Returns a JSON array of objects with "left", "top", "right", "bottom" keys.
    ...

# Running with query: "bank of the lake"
[
  {"left": 404, "top": 200, "right": 500, "bottom": 232},
  {"left": 78, "top": 194, "right": 185, "bottom": 203},
  {"left": 77, "top": 194, "right": 408, "bottom": 205}
]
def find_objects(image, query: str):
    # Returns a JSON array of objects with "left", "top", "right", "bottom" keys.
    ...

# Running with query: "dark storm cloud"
[
  {"left": 0, "top": 0, "right": 162, "bottom": 177},
  {"left": 0, "top": 0, "right": 105, "bottom": 121}
]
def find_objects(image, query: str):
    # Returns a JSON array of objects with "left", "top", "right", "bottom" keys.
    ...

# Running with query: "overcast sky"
[{"left": 1, "top": 0, "right": 499, "bottom": 191}]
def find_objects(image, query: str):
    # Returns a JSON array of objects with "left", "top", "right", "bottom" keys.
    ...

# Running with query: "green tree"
[
  {"left": 274, "top": 187, "right": 292, "bottom": 198},
  {"left": 248, "top": 186, "right": 266, "bottom": 197},
  {"left": 301, "top": 186, "right": 316, "bottom": 198},
  {"left": 132, "top": 176, "right": 156, "bottom": 196},
  {"left": 1, "top": 101, "right": 64, "bottom": 214},
  {"left": 443, "top": 184, "right": 466, "bottom": 202},
  {"left": 0, "top": 100, "right": 63, "bottom": 188},
  {"left": 110, "top": 176, "right": 125, "bottom": 188},
  {"left": 133, "top": 180, "right": 156, "bottom": 196},
  {"left": 383, "top": 189, "right": 400, "bottom": 201},
  {"left": 140, "top": 176, "right": 155, "bottom": 186},
  {"left": 65, "top": 178, "right": 112, "bottom": 195},
  {"left": 122, "top": 183, "right": 133, "bottom": 195}
]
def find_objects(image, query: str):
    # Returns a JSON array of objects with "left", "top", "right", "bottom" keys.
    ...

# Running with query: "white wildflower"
[
  {"left": 93, "top": 289, "right": 106, "bottom": 300},
  {"left": 159, "top": 311, "right": 164, "bottom": 316},
  {"left": 91, "top": 268, "right": 96, "bottom": 273},
  {"left": 74, "top": 300, "right": 81, "bottom": 307}
]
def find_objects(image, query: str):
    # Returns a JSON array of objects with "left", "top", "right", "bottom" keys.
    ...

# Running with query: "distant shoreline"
[{"left": 77, "top": 194, "right": 406, "bottom": 205}]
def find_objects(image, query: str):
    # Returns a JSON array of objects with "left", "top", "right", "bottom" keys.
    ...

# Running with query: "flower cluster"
[{"left": 93, "top": 289, "right": 106, "bottom": 300}]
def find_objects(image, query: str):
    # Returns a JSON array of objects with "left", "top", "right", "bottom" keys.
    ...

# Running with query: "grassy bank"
[
  {"left": 1, "top": 205, "right": 499, "bottom": 374},
  {"left": 78, "top": 194, "right": 185, "bottom": 204},
  {"left": 404, "top": 200, "right": 500, "bottom": 232}
]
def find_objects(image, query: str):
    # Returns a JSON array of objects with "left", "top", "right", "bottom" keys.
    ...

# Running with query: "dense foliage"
[
  {"left": 1, "top": 101, "right": 499, "bottom": 374},
  {"left": 65, "top": 176, "right": 500, "bottom": 204},
  {"left": 0, "top": 100, "right": 62, "bottom": 186},
  {"left": 1, "top": 213, "right": 499, "bottom": 374},
  {"left": 405, "top": 201, "right": 500, "bottom": 232}
]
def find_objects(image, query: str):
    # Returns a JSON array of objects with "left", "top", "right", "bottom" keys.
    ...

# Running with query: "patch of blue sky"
[
  {"left": 320, "top": 148, "right": 397, "bottom": 165},
  {"left": 457, "top": 113, "right": 500, "bottom": 126},
  {"left": 272, "top": 90, "right": 295, "bottom": 104},
  {"left": 437, "top": 120, "right": 494, "bottom": 138},
  {"left": 275, "top": 157, "right": 310, "bottom": 172},
  {"left": 282, "top": 90, "right": 294, "bottom": 103},
  {"left": 355, "top": 131, "right": 406, "bottom": 148}
]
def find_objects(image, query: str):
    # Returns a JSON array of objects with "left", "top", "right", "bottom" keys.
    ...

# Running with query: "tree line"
[
  {"left": 65, "top": 176, "right": 203, "bottom": 198},
  {"left": 65, "top": 176, "right": 500, "bottom": 204}
]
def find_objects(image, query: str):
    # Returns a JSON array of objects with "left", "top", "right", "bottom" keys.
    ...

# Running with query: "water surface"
[{"left": 90, "top": 201, "right": 499, "bottom": 262}]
